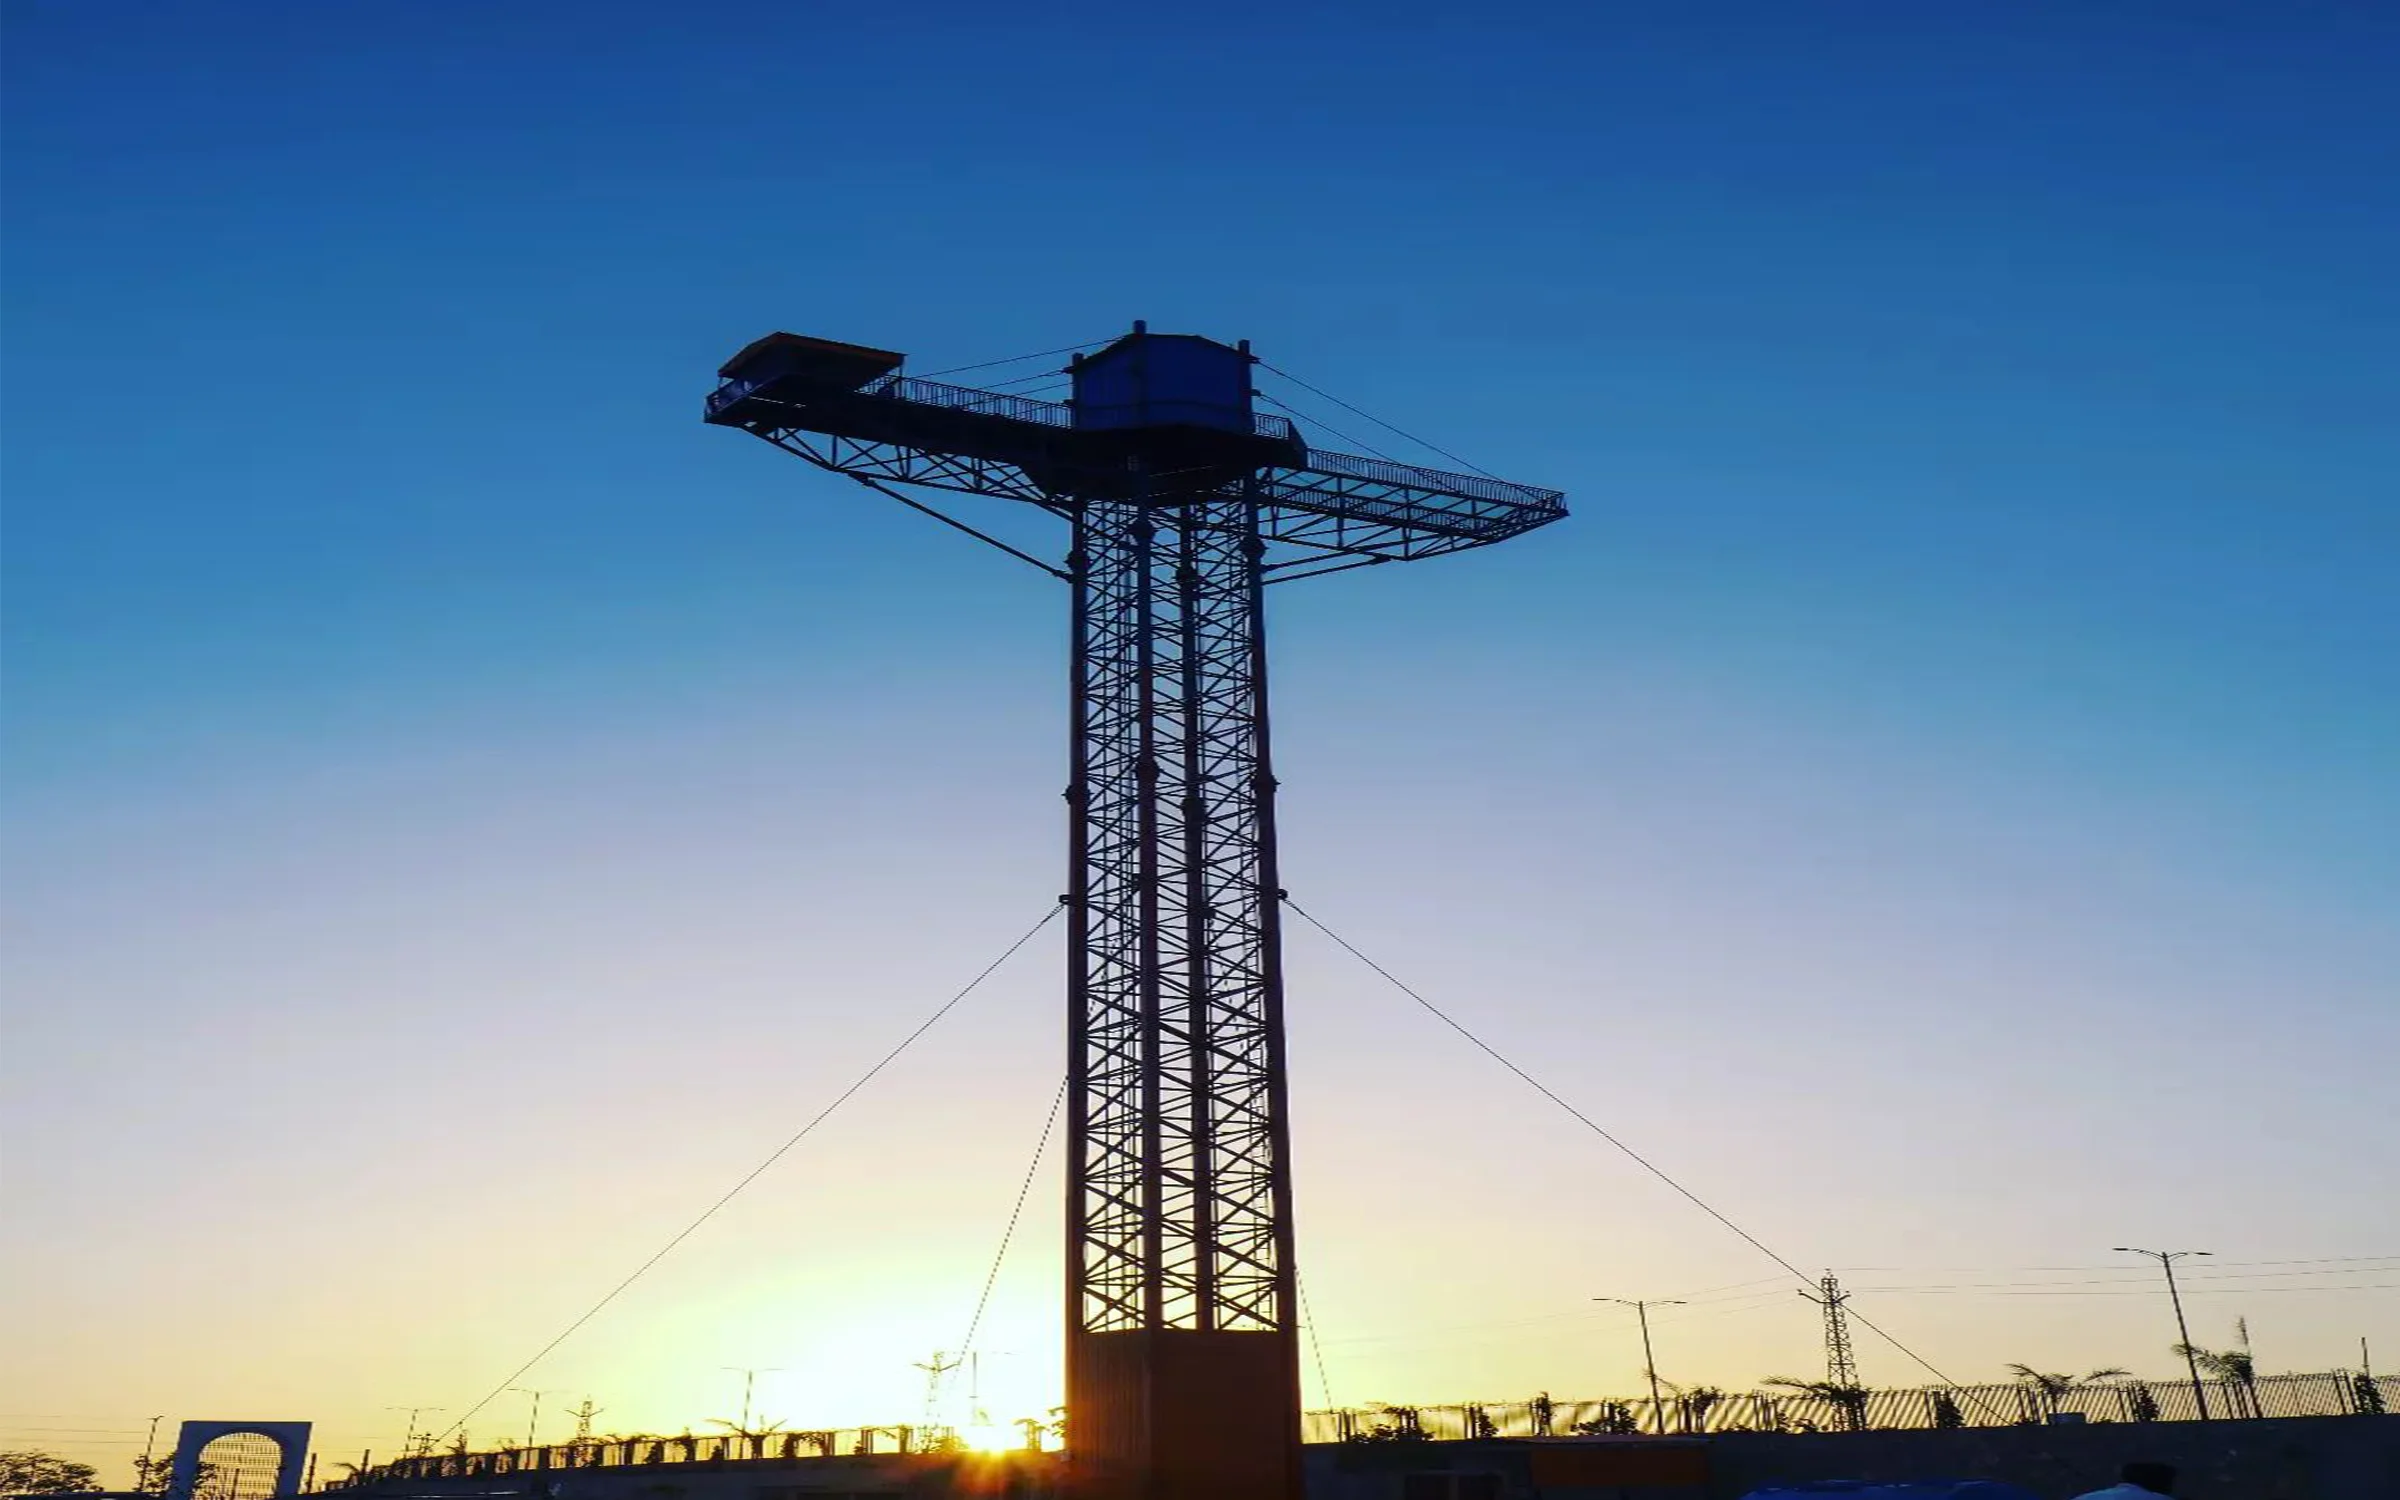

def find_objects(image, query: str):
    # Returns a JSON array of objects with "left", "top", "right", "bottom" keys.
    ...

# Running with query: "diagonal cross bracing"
[{"left": 1067, "top": 489, "right": 1293, "bottom": 1337}]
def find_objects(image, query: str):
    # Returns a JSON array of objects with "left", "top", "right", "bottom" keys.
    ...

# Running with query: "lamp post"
[
  {"left": 507, "top": 1389, "right": 557, "bottom": 1451},
  {"left": 1596, "top": 1298, "right": 1685, "bottom": 1433},
  {"left": 721, "top": 1368, "right": 783, "bottom": 1439},
  {"left": 385, "top": 1409, "right": 445, "bottom": 1460},
  {"left": 2116, "top": 1247, "right": 2212, "bottom": 1420}
]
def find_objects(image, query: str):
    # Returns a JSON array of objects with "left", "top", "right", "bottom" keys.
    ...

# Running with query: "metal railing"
[
  {"left": 708, "top": 370, "right": 1302, "bottom": 447},
  {"left": 706, "top": 370, "right": 1072, "bottom": 427},
  {"left": 319, "top": 1372, "right": 2392, "bottom": 1489},
  {"left": 324, "top": 1427, "right": 988, "bottom": 1488},
  {"left": 1304, "top": 1371, "right": 2398, "bottom": 1442},
  {"left": 859, "top": 373, "right": 1074, "bottom": 427},
  {"left": 1292, "top": 448, "right": 1564, "bottom": 509}
]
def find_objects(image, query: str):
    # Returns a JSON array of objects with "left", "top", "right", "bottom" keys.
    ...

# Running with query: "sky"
[{"left": 4, "top": 0, "right": 2397, "bottom": 1478}]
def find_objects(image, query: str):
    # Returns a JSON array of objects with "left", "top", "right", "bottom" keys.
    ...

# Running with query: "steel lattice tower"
[
  {"left": 1803, "top": 1272, "right": 1860, "bottom": 1389},
  {"left": 705, "top": 324, "right": 1564, "bottom": 1500}
]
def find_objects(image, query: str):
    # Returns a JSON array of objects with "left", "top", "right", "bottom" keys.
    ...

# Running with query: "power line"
[
  {"left": 1850, "top": 1283, "right": 2400, "bottom": 1297},
  {"left": 1647, "top": 1292, "right": 1810, "bottom": 1325},
  {"left": 956, "top": 1074, "right": 1069, "bottom": 1360},
  {"left": 2201, "top": 1254, "right": 2400, "bottom": 1267},
  {"left": 1832, "top": 1266, "right": 2400, "bottom": 1290},
  {"left": 1666, "top": 1275, "right": 1797, "bottom": 1301},
  {"left": 1834, "top": 1256, "right": 2400, "bottom": 1275},
  {"left": 435, "top": 902, "right": 1063, "bottom": 1443}
]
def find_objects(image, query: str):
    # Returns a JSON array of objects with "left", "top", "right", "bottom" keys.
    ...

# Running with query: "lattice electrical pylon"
[
  {"left": 1802, "top": 1272, "right": 1860, "bottom": 1390},
  {"left": 705, "top": 323, "right": 1565, "bottom": 1500}
]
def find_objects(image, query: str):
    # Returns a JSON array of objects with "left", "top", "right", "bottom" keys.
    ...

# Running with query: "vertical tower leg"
[{"left": 1066, "top": 489, "right": 1301, "bottom": 1500}]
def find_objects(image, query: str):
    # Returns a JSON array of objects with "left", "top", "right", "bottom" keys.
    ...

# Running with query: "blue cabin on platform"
[
  {"left": 1072, "top": 324, "right": 1254, "bottom": 435},
  {"left": 1068, "top": 323, "right": 1301, "bottom": 485}
]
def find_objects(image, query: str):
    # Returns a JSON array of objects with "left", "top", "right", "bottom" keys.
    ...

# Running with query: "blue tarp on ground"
[{"left": 1740, "top": 1484, "right": 2044, "bottom": 1500}]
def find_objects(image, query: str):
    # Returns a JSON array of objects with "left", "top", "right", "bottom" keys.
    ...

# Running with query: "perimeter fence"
[
  {"left": 329, "top": 1427, "right": 984, "bottom": 1488},
  {"left": 319, "top": 1372, "right": 2395, "bottom": 1490},
  {"left": 1304, "top": 1370, "right": 2399, "bottom": 1442}
]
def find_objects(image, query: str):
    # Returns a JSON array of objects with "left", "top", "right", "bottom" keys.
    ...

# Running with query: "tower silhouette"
[{"left": 707, "top": 323, "right": 1564, "bottom": 1499}]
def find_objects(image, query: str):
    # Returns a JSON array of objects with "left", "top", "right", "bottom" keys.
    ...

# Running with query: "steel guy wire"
[
  {"left": 433, "top": 901, "right": 1064, "bottom": 1444},
  {"left": 1258, "top": 362, "right": 1502, "bottom": 479},
  {"left": 1282, "top": 896, "right": 2019, "bottom": 1424},
  {"left": 956, "top": 1074, "right": 1070, "bottom": 1362},
  {"left": 1298, "top": 1274, "right": 1338, "bottom": 1411},
  {"left": 918, "top": 339, "right": 1113, "bottom": 380},
  {"left": 1256, "top": 391, "right": 1400, "bottom": 463}
]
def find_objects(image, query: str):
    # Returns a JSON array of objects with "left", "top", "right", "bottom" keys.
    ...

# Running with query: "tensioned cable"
[
  {"left": 1838, "top": 1255, "right": 2400, "bottom": 1274},
  {"left": 1286, "top": 899, "right": 1812, "bottom": 1283},
  {"left": 1282, "top": 898, "right": 2005, "bottom": 1413},
  {"left": 1258, "top": 363, "right": 1501, "bottom": 479},
  {"left": 1834, "top": 1266, "right": 2400, "bottom": 1290},
  {"left": 956, "top": 1075, "right": 1070, "bottom": 1361},
  {"left": 1321, "top": 1280, "right": 1801, "bottom": 1354},
  {"left": 1298, "top": 1275, "right": 1337, "bottom": 1410},
  {"left": 840, "top": 472, "right": 1069, "bottom": 580},
  {"left": 980, "top": 369, "right": 1073, "bottom": 391},
  {"left": 1855, "top": 1283, "right": 2400, "bottom": 1297},
  {"left": 1669, "top": 1274, "right": 1799, "bottom": 1301},
  {"left": 918, "top": 340, "right": 1112, "bottom": 380},
  {"left": 1256, "top": 391, "right": 1399, "bottom": 463},
  {"left": 435, "top": 902, "right": 1064, "bottom": 1442}
]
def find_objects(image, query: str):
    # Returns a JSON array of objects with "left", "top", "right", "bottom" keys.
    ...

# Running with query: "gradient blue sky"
[{"left": 5, "top": 0, "right": 2396, "bottom": 1473}]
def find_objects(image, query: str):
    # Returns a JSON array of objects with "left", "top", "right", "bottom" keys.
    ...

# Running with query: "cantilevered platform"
[{"left": 705, "top": 332, "right": 1565, "bottom": 563}]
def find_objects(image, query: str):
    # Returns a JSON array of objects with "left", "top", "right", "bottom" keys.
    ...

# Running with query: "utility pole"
[
  {"left": 721, "top": 1369, "right": 780, "bottom": 1436},
  {"left": 385, "top": 1410, "right": 444, "bottom": 1460},
  {"left": 2117, "top": 1247, "right": 2212, "bottom": 1420},
  {"left": 139, "top": 1416, "right": 166, "bottom": 1490},
  {"left": 506, "top": 1389, "right": 555, "bottom": 1451},
  {"left": 963, "top": 1350, "right": 1015, "bottom": 1431},
  {"left": 1595, "top": 1298, "right": 1685, "bottom": 1433},
  {"left": 1799, "top": 1273, "right": 1860, "bottom": 1389},
  {"left": 568, "top": 1399, "right": 604, "bottom": 1448},
  {"left": 912, "top": 1351, "right": 963, "bottom": 1429}
]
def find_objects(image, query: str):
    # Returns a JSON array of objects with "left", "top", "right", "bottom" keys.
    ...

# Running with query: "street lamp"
[
  {"left": 507, "top": 1390, "right": 558, "bottom": 1451},
  {"left": 721, "top": 1368, "right": 784, "bottom": 1439},
  {"left": 385, "top": 1408, "right": 445, "bottom": 1460},
  {"left": 1595, "top": 1298, "right": 1686, "bottom": 1433},
  {"left": 2116, "top": 1247, "right": 2213, "bottom": 1420}
]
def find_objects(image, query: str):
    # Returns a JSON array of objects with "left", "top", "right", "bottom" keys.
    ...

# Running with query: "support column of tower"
[{"left": 1065, "top": 486, "right": 1302, "bottom": 1500}]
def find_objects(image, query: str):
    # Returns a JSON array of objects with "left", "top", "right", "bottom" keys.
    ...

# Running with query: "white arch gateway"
[{"left": 167, "top": 1422, "right": 311, "bottom": 1500}]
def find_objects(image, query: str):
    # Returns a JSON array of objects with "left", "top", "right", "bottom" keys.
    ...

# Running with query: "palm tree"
[
  {"left": 1657, "top": 1377, "right": 1726, "bottom": 1434},
  {"left": 1346, "top": 1404, "right": 1430, "bottom": 1444},
  {"left": 1569, "top": 1402, "right": 1641, "bottom": 1436},
  {"left": 706, "top": 1416, "right": 790, "bottom": 1460},
  {"left": 2003, "top": 1364, "right": 2130, "bottom": 1420},
  {"left": 2175, "top": 1343, "right": 2261, "bottom": 1417},
  {"left": 1763, "top": 1376, "right": 1872, "bottom": 1431}
]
